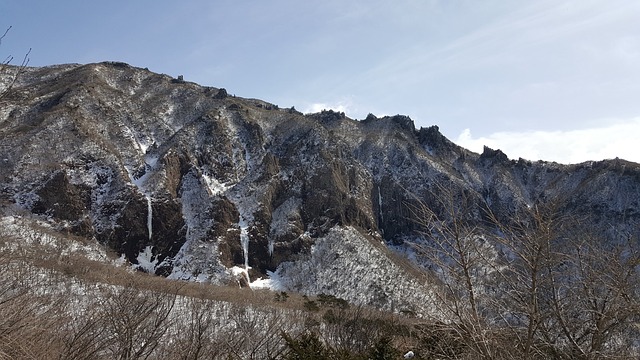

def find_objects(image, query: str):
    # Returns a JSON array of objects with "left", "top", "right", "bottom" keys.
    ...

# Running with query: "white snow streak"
[
  {"left": 146, "top": 195, "right": 153, "bottom": 240},
  {"left": 378, "top": 186, "right": 384, "bottom": 224},
  {"left": 135, "top": 246, "right": 158, "bottom": 273},
  {"left": 202, "top": 173, "right": 230, "bottom": 197},
  {"left": 239, "top": 216, "right": 251, "bottom": 284}
]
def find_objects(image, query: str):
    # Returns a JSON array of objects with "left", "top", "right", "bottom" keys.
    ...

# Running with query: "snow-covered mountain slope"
[{"left": 1, "top": 62, "right": 639, "bottom": 315}]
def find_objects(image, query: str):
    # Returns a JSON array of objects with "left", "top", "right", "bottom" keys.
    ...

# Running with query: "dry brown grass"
[
  {"left": 0, "top": 225, "right": 438, "bottom": 359},
  {"left": 4, "top": 210, "right": 638, "bottom": 359}
]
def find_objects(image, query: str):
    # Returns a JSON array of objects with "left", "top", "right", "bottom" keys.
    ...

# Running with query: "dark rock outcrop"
[{"left": 2, "top": 61, "right": 639, "bottom": 284}]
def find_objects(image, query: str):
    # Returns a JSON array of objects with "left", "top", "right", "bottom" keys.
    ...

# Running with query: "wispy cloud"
[
  {"left": 338, "top": 1, "right": 640, "bottom": 138},
  {"left": 364, "top": 0, "right": 640, "bottom": 78},
  {"left": 455, "top": 118, "right": 640, "bottom": 164}
]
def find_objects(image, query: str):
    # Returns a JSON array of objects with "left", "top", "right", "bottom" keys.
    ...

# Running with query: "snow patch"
[
  {"left": 230, "top": 266, "right": 285, "bottom": 291},
  {"left": 250, "top": 270, "right": 285, "bottom": 291},
  {"left": 114, "top": 254, "right": 128, "bottom": 266},
  {"left": 273, "top": 226, "right": 443, "bottom": 318},
  {"left": 0, "top": 216, "right": 109, "bottom": 262},
  {"left": 124, "top": 149, "right": 159, "bottom": 242},
  {"left": 202, "top": 173, "right": 230, "bottom": 196},
  {"left": 135, "top": 246, "right": 158, "bottom": 273},
  {"left": 168, "top": 170, "right": 229, "bottom": 283},
  {"left": 269, "top": 197, "right": 301, "bottom": 239}
]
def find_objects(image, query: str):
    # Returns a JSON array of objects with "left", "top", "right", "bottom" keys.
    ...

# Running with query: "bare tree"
[
  {"left": 97, "top": 276, "right": 179, "bottom": 360},
  {"left": 408, "top": 181, "right": 500, "bottom": 358},
  {"left": 411, "top": 185, "right": 640, "bottom": 359},
  {"left": 0, "top": 236, "right": 68, "bottom": 359},
  {"left": 483, "top": 203, "right": 565, "bottom": 359},
  {"left": 158, "top": 297, "right": 226, "bottom": 360},
  {"left": 56, "top": 291, "right": 111, "bottom": 360},
  {"left": 0, "top": 26, "right": 30, "bottom": 100},
  {"left": 538, "top": 226, "right": 640, "bottom": 359},
  {"left": 321, "top": 304, "right": 403, "bottom": 357},
  {"left": 221, "top": 304, "right": 291, "bottom": 359}
]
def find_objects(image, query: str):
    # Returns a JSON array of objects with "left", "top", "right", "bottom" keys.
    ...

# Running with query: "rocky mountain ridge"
[{"left": 1, "top": 62, "right": 639, "bottom": 315}]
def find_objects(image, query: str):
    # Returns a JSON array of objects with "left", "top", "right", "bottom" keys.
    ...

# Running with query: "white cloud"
[
  {"left": 302, "top": 101, "right": 351, "bottom": 116},
  {"left": 455, "top": 118, "right": 640, "bottom": 164}
]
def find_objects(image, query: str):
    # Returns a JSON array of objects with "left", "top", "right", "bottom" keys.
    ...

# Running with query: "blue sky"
[{"left": 2, "top": 0, "right": 640, "bottom": 163}]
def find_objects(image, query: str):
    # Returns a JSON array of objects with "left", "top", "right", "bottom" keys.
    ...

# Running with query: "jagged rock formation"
[{"left": 1, "top": 62, "right": 639, "bottom": 314}]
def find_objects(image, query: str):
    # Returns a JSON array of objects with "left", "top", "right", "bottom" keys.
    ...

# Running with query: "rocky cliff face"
[{"left": 2, "top": 62, "right": 639, "bottom": 314}]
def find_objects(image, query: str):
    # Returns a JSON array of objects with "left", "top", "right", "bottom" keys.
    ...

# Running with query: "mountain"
[{"left": 1, "top": 62, "right": 639, "bottom": 318}]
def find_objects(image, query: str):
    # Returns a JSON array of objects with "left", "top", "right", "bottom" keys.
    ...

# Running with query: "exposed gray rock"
[{"left": 1, "top": 62, "right": 639, "bottom": 312}]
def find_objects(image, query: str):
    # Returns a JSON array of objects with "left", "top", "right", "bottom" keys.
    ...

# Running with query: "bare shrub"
[
  {"left": 157, "top": 297, "right": 225, "bottom": 360},
  {"left": 0, "top": 241, "right": 67, "bottom": 358},
  {"left": 321, "top": 306, "right": 399, "bottom": 356},
  {"left": 222, "top": 304, "right": 293, "bottom": 359},
  {"left": 96, "top": 275, "right": 179, "bottom": 360}
]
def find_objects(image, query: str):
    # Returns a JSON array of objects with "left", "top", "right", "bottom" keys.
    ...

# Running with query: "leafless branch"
[{"left": 0, "top": 26, "right": 30, "bottom": 100}]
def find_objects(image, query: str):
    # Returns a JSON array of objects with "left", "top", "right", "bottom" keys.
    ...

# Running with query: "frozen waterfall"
[{"left": 146, "top": 195, "right": 153, "bottom": 240}]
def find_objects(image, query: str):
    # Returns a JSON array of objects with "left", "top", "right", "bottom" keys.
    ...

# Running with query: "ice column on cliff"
[
  {"left": 146, "top": 195, "right": 153, "bottom": 240},
  {"left": 239, "top": 216, "right": 251, "bottom": 284}
]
